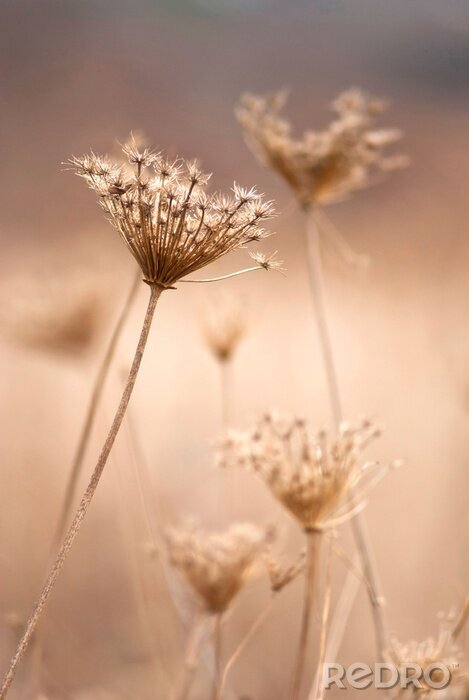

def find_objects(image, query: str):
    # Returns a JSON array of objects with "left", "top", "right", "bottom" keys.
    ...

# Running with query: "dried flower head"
[
  {"left": 166, "top": 522, "right": 269, "bottom": 613},
  {"left": 236, "top": 88, "right": 408, "bottom": 207},
  {"left": 264, "top": 548, "right": 306, "bottom": 593},
  {"left": 219, "top": 412, "right": 394, "bottom": 532},
  {"left": 249, "top": 250, "right": 285, "bottom": 272},
  {"left": 69, "top": 143, "right": 276, "bottom": 289},
  {"left": 200, "top": 293, "right": 249, "bottom": 362},
  {"left": 2, "top": 272, "right": 104, "bottom": 358},
  {"left": 388, "top": 613, "right": 467, "bottom": 695}
]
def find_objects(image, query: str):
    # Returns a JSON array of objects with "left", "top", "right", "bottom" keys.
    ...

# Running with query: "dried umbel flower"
[
  {"left": 200, "top": 293, "right": 249, "bottom": 363},
  {"left": 69, "top": 145, "right": 276, "bottom": 289},
  {"left": 2, "top": 273, "right": 104, "bottom": 358},
  {"left": 388, "top": 614, "right": 466, "bottom": 695},
  {"left": 220, "top": 413, "right": 393, "bottom": 532},
  {"left": 236, "top": 88, "right": 407, "bottom": 207},
  {"left": 166, "top": 523, "right": 269, "bottom": 613}
]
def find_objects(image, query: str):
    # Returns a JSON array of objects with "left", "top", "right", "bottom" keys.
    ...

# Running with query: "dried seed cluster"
[
  {"left": 237, "top": 88, "right": 407, "bottom": 207},
  {"left": 70, "top": 143, "right": 275, "bottom": 289},
  {"left": 166, "top": 523, "right": 269, "bottom": 613},
  {"left": 219, "top": 412, "right": 390, "bottom": 531}
]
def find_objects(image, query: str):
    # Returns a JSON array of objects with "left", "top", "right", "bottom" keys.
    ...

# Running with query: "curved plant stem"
[
  {"left": 217, "top": 596, "right": 275, "bottom": 700},
  {"left": 304, "top": 207, "right": 388, "bottom": 660},
  {"left": 212, "top": 614, "right": 223, "bottom": 700},
  {"left": 53, "top": 267, "right": 141, "bottom": 547},
  {"left": 0, "top": 283, "right": 162, "bottom": 700},
  {"left": 291, "top": 530, "right": 321, "bottom": 700}
]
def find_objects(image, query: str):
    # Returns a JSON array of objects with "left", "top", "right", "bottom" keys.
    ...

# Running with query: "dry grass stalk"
[
  {"left": 220, "top": 410, "right": 392, "bottom": 698},
  {"left": 0, "top": 141, "right": 276, "bottom": 699},
  {"left": 237, "top": 87, "right": 407, "bottom": 208}
]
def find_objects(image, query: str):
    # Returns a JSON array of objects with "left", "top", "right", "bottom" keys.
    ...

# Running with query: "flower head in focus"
[
  {"left": 69, "top": 140, "right": 276, "bottom": 289},
  {"left": 236, "top": 88, "right": 408, "bottom": 208},
  {"left": 166, "top": 522, "right": 270, "bottom": 613},
  {"left": 219, "top": 412, "right": 394, "bottom": 532}
]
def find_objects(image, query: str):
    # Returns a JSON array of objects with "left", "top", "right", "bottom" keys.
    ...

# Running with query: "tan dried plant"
[
  {"left": 237, "top": 87, "right": 407, "bottom": 666},
  {"left": 220, "top": 411, "right": 394, "bottom": 700},
  {"left": 167, "top": 522, "right": 268, "bottom": 614},
  {"left": 388, "top": 610, "right": 467, "bottom": 697},
  {"left": 167, "top": 522, "right": 270, "bottom": 700},
  {"left": 0, "top": 141, "right": 277, "bottom": 700},
  {"left": 220, "top": 412, "right": 391, "bottom": 532},
  {"left": 236, "top": 87, "right": 407, "bottom": 208}
]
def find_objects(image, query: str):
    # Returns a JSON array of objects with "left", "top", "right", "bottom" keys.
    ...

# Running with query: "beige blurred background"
[{"left": 0, "top": 0, "right": 468, "bottom": 698}]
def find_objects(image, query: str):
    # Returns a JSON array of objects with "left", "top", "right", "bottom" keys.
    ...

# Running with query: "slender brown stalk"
[
  {"left": 53, "top": 267, "right": 141, "bottom": 547},
  {"left": 212, "top": 614, "right": 223, "bottom": 700},
  {"left": 304, "top": 208, "right": 388, "bottom": 660},
  {"left": 291, "top": 531, "right": 321, "bottom": 700},
  {"left": 0, "top": 283, "right": 161, "bottom": 700},
  {"left": 310, "top": 541, "right": 332, "bottom": 700},
  {"left": 220, "top": 361, "right": 233, "bottom": 431}
]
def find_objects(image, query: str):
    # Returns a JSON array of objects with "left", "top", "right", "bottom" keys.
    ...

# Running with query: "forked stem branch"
[{"left": 0, "top": 283, "right": 161, "bottom": 699}]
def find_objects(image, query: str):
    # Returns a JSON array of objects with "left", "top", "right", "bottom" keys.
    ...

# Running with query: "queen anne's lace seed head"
[
  {"left": 69, "top": 143, "right": 275, "bottom": 289},
  {"left": 388, "top": 612, "right": 466, "bottom": 695},
  {"left": 166, "top": 523, "right": 269, "bottom": 613},
  {"left": 236, "top": 88, "right": 408, "bottom": 208},
  {"left": 219, "top": 412, "right": 392, "bottom": 532}
]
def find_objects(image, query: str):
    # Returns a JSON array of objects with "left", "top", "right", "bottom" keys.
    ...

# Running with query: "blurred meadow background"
[{"left": 0, "top": 0, "right": 468, "bottom": 698}]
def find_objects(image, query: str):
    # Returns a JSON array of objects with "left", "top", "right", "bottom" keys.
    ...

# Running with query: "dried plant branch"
[
  {"left": 291, "top": 530, "right": 322, "bottom": 700},
  {"left": 304, "top": 208, "right": 388, "bottom": 660},
  {"left": 52, "top": 267, "right": 141, "bottom": 548},
  {"left": 311, "top": 540, "right": 333, "bottom": 700},
  {"left": 0, "top": 284, "right": 162, "bottom": 699}
]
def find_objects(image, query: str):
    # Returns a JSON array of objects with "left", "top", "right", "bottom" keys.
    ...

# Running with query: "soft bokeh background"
[{"left": 0, "top": 0, "right": 468, "bottom": 698}]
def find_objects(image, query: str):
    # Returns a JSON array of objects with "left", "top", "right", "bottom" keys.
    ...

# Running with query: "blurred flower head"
[
  {"left": 200, "top": 293, "right": 249, "bottom": 363},
  {"left": 236, "top": 88, "right": 408, "bottom": 207},
  {"left": 388, "top": 612, "right": 467, "bottom": 696},
  {"left": 1, "top": 270, "right": 105, "bottom": 359},
  {"left": 69, "top": 140, "right": 276, "bottom": 289},
  {"left": 166, "top": 522, "right": 270, "bottom": 613},
  {"left": 219, "top": 412, "right": 393, "bottom": 531}
]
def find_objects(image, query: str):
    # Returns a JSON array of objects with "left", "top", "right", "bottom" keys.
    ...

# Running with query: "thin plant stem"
[
  {"left": 304, "top": 207, "right": 388, "bottom": 660},
  {"left": 172, "top": 611, "right": 207, "bottom": 700},
  {"left": 0, "top": 283, "right": 162, "bottom": 700},
  {"left": 217, "top": 596, "right": 275, "bottom": 700},
  {"left": 180, "top": 266, "right": 262, "bottom": 284},
  {"left": 291, "top": 530, "right": 321, "bottom": 700},
  {"left": 311, "top": 540, "right": 332, "bottom": 700},
  {"left": 53, "top": 267, "right": 141, "bottom": 548},
  {"left": 212, "top": 614, "right": 223, "bottom": 700}
]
